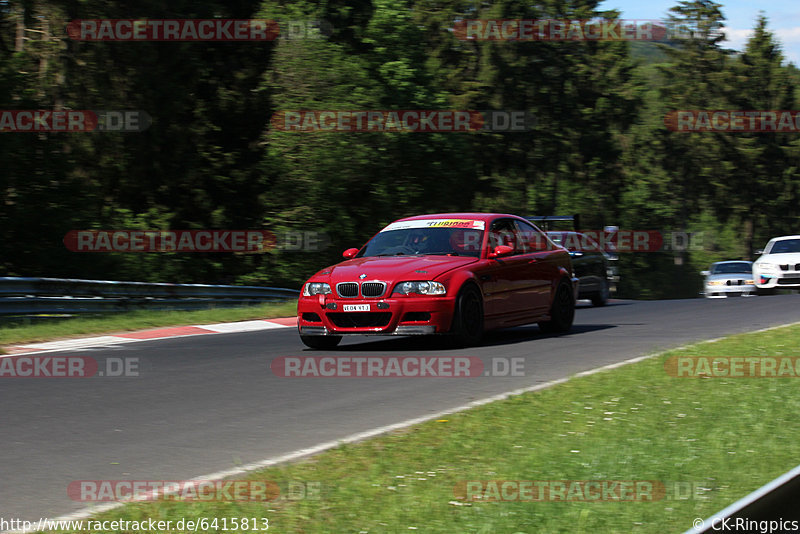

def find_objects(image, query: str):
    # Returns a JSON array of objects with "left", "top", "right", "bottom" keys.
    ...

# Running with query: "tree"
[{"left": 724, "top": 14, "right": 799, "bottom": 256}]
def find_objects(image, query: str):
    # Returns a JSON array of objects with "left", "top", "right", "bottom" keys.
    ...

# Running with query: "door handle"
[{"left": 528, "top": 258, "right": 538, "bottom": 264}]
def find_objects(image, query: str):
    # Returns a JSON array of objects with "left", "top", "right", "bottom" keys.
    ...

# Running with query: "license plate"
[{"left": 342, "top": 304, "right": 371, "bottom": 312}]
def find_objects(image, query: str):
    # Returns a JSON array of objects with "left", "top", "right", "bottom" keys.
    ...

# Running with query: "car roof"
[
  {"left": 395, "top": 213, "right": 525, "bottom": 223},
  {"left": 712, "top": 260, "right": 752, "bottom": 265},
  {"left": 768, "top": 235, "right": 800, "bottom": 242}
]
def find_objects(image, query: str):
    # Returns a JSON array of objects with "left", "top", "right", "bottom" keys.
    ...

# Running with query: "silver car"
[{"left": 701, "top": 261, "right": 755, "bottom": 298}]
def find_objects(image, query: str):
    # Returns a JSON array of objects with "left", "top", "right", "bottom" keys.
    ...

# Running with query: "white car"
[
  {"left": 753, "top": 235, "right": 800, "bottom": 292},
  {"left": 701, "top": 261, "right": 755, "bottom": 298}
]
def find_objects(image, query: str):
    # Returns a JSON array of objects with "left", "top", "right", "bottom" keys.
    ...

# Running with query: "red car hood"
[{"left": 320, "top": 255, "right": 478, "bottom": 284}]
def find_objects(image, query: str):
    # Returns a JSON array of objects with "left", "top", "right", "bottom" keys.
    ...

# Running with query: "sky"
[{"left": 598, "top": 0, "right": 800, "bottom": 64}]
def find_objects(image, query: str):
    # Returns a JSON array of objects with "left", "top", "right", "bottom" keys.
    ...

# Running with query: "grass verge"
[
  {"left": 0, "top": 301, "right": 297, "bottom": 348},
  {"left": 48, "top": 324, "right": 800, "bottom": 533}
]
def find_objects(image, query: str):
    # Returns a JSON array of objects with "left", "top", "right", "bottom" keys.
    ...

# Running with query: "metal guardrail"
[
  {"left": 685, "top": 463, "right": 800, "bottom": 533},
  {"left": 0, "top": 277, "right": 300, "bottom": 315}
]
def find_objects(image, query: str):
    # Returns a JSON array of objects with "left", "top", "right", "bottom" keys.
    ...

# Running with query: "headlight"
[
  {"left": 303, "top": 282, "right": 332, "bottom": 296},
  {"left": 707, "top": 280, "right": 725, "bottom": 286},
  {"left": 393, "top": 281, "right": 446, "bottom": 295},
  {"left": 745, "top": 280, "right": 755, "bottom": 285},
  {"left": 758, "top": 263, "right": 777, "bottom": 272}
]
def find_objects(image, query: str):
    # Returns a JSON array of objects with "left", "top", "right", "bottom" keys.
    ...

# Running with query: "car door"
[
  {"left": 514, "top": 220, "right": 558, "bottom": 316},
  {"left": 480, "top": 218, "right": 530, "bottom": 323}
]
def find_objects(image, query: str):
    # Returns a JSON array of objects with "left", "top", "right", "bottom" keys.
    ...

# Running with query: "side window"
[
  {"left": 488, "top": 219, "right": 520, "bottom": 255},
  {"left": 514, "top": 220, "right": 551, "bottom": 252},
  {"left": 449, "top": 228, "right": 483, "bottom": 256}
]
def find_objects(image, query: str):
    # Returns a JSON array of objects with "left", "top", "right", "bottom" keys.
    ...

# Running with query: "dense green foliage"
[{"left": 1, "top": 0, "right": 798, "bottom": 298}]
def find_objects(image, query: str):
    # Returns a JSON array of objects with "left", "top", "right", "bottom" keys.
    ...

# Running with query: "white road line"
[
  {"left": 11, "top": 336, "right": 140, "bottom": 351},
  {"left": 2, "top": 320, "right": 294, "bottom": 357},
  {"left": 196, "top": 320, "right": 289, "bottom": 333}
]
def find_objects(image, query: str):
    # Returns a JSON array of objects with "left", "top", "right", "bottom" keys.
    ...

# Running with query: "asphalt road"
[{"left": 2, "top": 295, "right": 800, "bottom": 522}]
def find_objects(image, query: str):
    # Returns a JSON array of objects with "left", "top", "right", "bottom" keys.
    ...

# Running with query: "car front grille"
[
  {"left": 335, "top": 281, "right": 386, "bottom": 298},
  {"left": 725, "top": 280, "right": 747, "bottom": 286},
  {"left": 361, "top": 282, "right": 386, "bottom": 297},
  {"left": 336, "top": 282, "right": 359, "bottom": 298},
  {"left": 327, "top": 312, "right": 392, "bottom": 328}
]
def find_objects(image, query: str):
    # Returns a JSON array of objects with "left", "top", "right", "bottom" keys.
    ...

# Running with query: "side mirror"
[
  {"left": 754, "top": 249, "right": 764, "bottom": 255},
  {"left": 700, "top": 270, "right": 710, "bottom": 276},
  {"left": 342, "top": 248, "right": 359, "bottom": 259},
  {"left": 488, "top": 245, "right": 514, "bottom": 259}
]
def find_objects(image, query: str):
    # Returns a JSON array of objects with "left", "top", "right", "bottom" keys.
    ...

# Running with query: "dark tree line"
[{"left": 1, "top": 0, "right": 798, "bottom": 298}]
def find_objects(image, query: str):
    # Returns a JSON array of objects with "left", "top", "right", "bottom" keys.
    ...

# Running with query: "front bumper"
[
  {"left": 754, "top": 272, "right": 800, "bottom": 288},
  {"left": 297, "top": 294, "right": 457, "bottom": 336},
  {"left": 704, "top": 281, "right": 755, "bottom": 297},
  {"left": 704, "top": 286, "right": 756, "bottom": 298}
]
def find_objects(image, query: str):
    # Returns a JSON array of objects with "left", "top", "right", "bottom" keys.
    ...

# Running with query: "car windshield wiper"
[{"left": 375, "top": 252, "right": 407, "bottom": 256}]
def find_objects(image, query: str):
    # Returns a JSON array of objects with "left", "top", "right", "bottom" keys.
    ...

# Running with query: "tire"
[
  {"left": 300, "top": 335, "right": 342, "bottom": 350},
  {"left": 591, "top": 278, "right": 609, "bottom": 307},
  {"left": 756, "top": 287, "right": 776, "bottom": 296},
  {"left": 449, "top": 285, "right": 484, "bottom": 347},
  {"left": 538, "top": 282, "right": 575, "bottom": 334}
]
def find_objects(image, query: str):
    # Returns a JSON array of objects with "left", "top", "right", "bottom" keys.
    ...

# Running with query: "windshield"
[
  {"left": 711, "top": 262, "right": 752, "bottom": 274},
  {"left": 360, "top": 226, "right": 484, "bottom": 258},
  {"left": 767, "top": 238, "right": 800, "bottom": 254}
]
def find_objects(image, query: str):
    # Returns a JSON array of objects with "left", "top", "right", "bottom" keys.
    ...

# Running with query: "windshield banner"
[{"left": 380, "top": 219, "right": 486, "bottom": 232}]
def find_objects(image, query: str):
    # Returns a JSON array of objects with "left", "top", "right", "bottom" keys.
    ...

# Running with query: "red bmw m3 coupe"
[{"left": 297, "top": 213, "right": 578, "bottom": 349}]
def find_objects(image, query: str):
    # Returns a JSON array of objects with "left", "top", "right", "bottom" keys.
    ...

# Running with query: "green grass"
[
  {"left": 48, "top": 324, "right": 800, "bottom": 533},
  {"left": 0, "top": 301, "right": 297, "bottom": 348}
]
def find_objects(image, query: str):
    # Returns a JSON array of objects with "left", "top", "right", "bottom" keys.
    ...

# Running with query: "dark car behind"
[{"left": 546, "top": 231, "right": 611, "bottom": 306}]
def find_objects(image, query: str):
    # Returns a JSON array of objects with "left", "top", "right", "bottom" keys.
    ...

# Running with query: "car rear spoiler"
[{"left": 524, "top": 214, "right": 580, "bottom": 231}]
